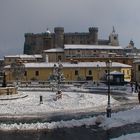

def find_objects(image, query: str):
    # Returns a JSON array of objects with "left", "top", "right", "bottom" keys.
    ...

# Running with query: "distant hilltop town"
[{"left": 24, "top": 27, "right": 120, "bottom": 55}]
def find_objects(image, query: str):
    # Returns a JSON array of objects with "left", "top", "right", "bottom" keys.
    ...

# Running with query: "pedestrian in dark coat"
[
  {"left": 135, "top": 81, "right": 138, "bottom": 93},
  {"left": 138, "top": 91, "right": 140, "bottom": 104}
]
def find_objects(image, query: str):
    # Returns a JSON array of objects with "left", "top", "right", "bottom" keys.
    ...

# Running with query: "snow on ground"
[
  {"left": 100, "top": 105, "right": 140, "bottom": 130},
  {"left": 111, "top": 133, "right": 140, "bottom": 140},
  {"left": 0, "top": 91, "right": 118, "bottom": 115},
  {"left": 0, "top": 105, "right": 140, "bottom": 131},
  {"left": 0, "top": 83, "right": 139, "bottom": 139}
]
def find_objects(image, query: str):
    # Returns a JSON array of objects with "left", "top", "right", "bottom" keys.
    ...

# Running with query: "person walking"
[
  {"left": 135, "top": 81, "right": 138, "bottom": 93},
  {"left": 138, "top": 90, "right": 140, "bottom": 104}
]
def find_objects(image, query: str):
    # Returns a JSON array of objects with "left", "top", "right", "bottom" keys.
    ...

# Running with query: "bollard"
[
  {"left": 106, "top": 107, "right": 111, "bottom": 118},
  {"left": 138, "top": 92, "right": 140, "bottom": 104},
  {"left": 40, "top": 95, "right": 43, "bottom": 104}
]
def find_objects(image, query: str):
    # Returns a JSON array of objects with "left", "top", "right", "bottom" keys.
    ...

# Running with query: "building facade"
[
  {"left": 42, "top": 45, "right": 134, "bottom": 65},
  {"left": 133, "top": 60, "right": 140, "bottom": 83},
  {"left": 5, "top": 62, "right": 131, "bottom": 83},
  {"left": 4, "top": 54, "right": 43, "bottom": 66}
]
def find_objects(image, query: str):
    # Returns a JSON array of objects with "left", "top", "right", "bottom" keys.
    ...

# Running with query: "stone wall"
[{"left": 0, "top": 87, "right": 17, "bottom": 95}]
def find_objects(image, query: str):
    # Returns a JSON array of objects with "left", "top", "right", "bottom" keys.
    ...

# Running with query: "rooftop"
[
  {"left": 43, "top": 48, "right": 64, "bottom": 53},
  {"left": 5, "top": 62, "right": 131, "bottom": 69},
  {"left": 64, "top": 45, "right": 123, "bottom": 50},
  {"left": 4, "top": 54, "right": 42, "bottom": 59}
]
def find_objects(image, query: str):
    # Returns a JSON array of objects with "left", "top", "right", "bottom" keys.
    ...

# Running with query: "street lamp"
[
  {"left": 106, "top": 60, "right": 112, "bottom": 118},
  {"left": 2, "top": 71, "right": 7, "bottom": 87}
]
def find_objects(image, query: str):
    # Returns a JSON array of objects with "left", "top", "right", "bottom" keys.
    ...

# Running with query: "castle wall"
[{"left": 24, "top": 27, "right": 111, "bottom": 55}]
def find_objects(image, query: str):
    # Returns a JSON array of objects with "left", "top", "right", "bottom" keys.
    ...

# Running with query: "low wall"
[{"left": 0, "top": 87, "right": 17, "bottom": 95}]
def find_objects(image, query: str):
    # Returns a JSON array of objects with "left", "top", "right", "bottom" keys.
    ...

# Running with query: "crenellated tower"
[
  {"left": 54, "top": 27, "right": 64, "bottom": 48},
  {"left": 89, "top": 27, "right": 98, "bottom": 45}
]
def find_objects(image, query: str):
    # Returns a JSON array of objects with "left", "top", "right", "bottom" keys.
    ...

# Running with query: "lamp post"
[
  {"left": 106, "top": 60, "right": 112, "bottom": 118},
  {"left": 2, "top": 71, "right": 7, "bottom": 87}
]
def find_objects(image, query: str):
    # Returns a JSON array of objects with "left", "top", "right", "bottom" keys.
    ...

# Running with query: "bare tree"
[{"left": 11, "top": 59, "right": 25, "bottom": 86}]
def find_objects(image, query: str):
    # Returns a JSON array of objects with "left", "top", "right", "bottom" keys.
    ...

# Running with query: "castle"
[{"left": 24, "top": 27, "right": 119, "bottom": 55}]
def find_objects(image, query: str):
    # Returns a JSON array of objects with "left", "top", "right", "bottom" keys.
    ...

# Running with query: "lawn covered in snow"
[{"left": 0, "top": 91, "right": 118, "bottom": 115}]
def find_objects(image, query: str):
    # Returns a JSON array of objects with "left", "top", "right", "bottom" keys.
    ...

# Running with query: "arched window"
[{"left": 88, "top": 70, "right": 92, "bottom": 75}]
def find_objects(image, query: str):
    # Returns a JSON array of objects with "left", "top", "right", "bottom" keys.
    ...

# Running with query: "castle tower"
[
  {"left": 109, "top": 26, "right": 119, "bottom": 46},
  {"left": 43, "top": 28, "right": 52, "bottom": 50},
  {"left": 24, "top": 33, "right": 35, "bottom": 54},
  {"left": 54, "top": 27, "right": 64, "bottom": 48},
  {"left": 89, "top": 27, "right": 98, "bottom": 45}
]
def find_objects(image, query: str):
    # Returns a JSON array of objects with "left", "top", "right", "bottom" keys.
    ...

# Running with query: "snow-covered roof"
[
  {"left": 110, "top": 71, "right": 124, "bottom": 75},
  {"left": 43, "top": 48, "right": 64, "bottom": 53},
  {"left": 4, "top": 54, "right": 42, "bottom": 59},
  {"left": 5, "top": 62, "right": 131, "bottom": 69},
  {"left": 64, "top": 45, "right": 123, "bottom": 50},
  {"left": 46, "top": 28, "right": 51, "bottom": 34},
  {"left": 133, "top": 59, "right": 140, "bottom": 63},
  {"left": 33, "top": 55, "right": 43, "bottom": 58}
]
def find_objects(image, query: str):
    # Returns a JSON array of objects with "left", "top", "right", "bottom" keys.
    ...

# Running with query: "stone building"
[
  {"left": 24, "top": 27, "right": 119, "bottom": 55},
  {"left": 42, "top": 45, "right": 134, "bottom": 66},
  {"left": 4, "top": 54, "right": 42, "bottom": 66}
]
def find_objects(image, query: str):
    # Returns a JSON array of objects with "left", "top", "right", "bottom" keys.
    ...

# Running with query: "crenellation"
[{"left": 24, "top": 27, "right": 119, "bottom": 55}]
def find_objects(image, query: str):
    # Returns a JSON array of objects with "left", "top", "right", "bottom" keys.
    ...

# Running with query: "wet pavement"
[{"left": 0, "top": 123, "right": 140, "bottom": 140}]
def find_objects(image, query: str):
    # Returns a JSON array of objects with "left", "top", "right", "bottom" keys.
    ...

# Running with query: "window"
[
  {"left": 105, "top": 70, "right": 108, "bottom": 73},
  {"left": 127, "top": 70, "right": 129, "bottom": 75},
  {"left": 138, "top": 65, "right": 140, "bottom": 71},
  {"left": 123, "top": 60, "right": 125, "bottom": 64},
  {"left": 24, "top": 71, "right": 27, "bottom": 76},
  {"left": 58, "top": 55, "right": 62, "bottom": 61},
  {"left": 75, "top": 70, "right": 79, "bottom": 75},
  {"left": 35, "top": 71, "right": 39, "bottom": 76},
  {"left": 114, "top": 36, "right": 117, "bottom": 40},
  {"left": 88, "top": 70, "right": 92, "bottom": 75}
]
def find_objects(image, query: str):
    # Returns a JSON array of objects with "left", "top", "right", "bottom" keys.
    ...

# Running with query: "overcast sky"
[{"left": 0, "top": 0, "right": 140, "bottom": 58}]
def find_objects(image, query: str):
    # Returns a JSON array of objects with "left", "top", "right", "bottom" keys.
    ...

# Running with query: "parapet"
[
  {"left": 54, "top": 27, "right": 64, "bottom": 33},
  {"left": 89, "top": 27, "right": 98, "bottom": 33}
]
